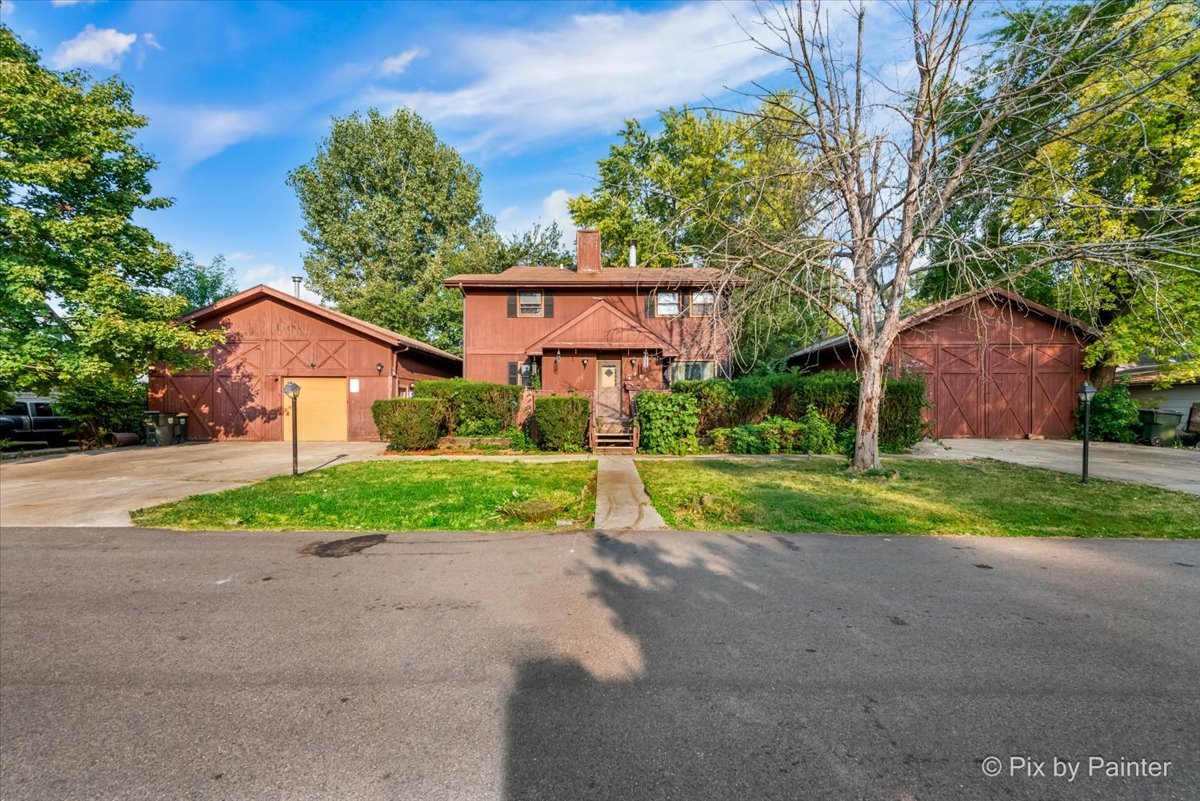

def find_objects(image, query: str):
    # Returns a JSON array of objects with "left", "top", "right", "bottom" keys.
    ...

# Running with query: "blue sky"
[{"left": 4, "top": 0, "right": 814, "bottom": 298}]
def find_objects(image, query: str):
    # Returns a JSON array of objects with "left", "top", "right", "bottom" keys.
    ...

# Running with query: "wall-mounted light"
[
  {"left": 582, "top": 357, "right": 589, "bottom": 366},
  {"left": 375, "top": 362, "right": 384, "bottom": 374},
  {"left": 555, "top": 350, "right": 561, "bottom": 371},
  {"left": 642, "top": 350, "right": 649, "bottom": 369}
]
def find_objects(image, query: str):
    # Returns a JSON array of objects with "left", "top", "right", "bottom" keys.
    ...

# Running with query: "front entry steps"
[{"left": 594, "top": 418, "right": 635, "bottom": 454}]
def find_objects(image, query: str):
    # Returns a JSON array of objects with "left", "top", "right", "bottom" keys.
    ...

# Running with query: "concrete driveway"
[
  {"left": 0, "top": 442, "right": 384, "bottom": 527},
  {"left": 1, "top": 526, "right": 1196, "bottom": 800},
  {"left": 913, "top": 438, "right": 1200, "bottom": 495}
]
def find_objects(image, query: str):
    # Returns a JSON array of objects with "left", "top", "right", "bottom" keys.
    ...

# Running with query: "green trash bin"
[{"left": 1138, "top": 409, "right": 1183, "bottom": 446}]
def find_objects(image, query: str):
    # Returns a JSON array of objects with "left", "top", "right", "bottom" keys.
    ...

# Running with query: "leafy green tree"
[
  {"left": 288, "top": 109, "right": 497, "bottom": 353},
  {"left": 165, "top": 252, "right": 239, "bottom": 313},
  {"left": 569, "top": 99, "right": 825, "bottom": 368},
  {"left": 494, "top": 221, "right": 571, "bottom": 269},
  {"left": 0, "top": 26, "right": 221, "bottom": 398},
  {"left": 919, "top": 0, "right": 1200, "bottom": 384}
]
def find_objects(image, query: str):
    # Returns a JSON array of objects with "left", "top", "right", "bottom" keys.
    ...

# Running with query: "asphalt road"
[{"left": 1, "top": 527, "right": 1197, "bottom": 801}]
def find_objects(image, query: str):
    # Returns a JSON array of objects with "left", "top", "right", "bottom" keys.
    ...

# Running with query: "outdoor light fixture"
[
  {"left": 582, "top": 357, "right": 589, "bottom": 366},
  {"left": 375, "top": 362, "right": 384, "bottom": 374},
  {"left": 283, "top": 381, "right": 301, "bottom": 476},
  {"left": 555, "top": 350, "right": 561, "bottom": 370},
  {"left": 642, "top": 350, "right": 649, "bottom": 369},
  {"left": 1077, "top": 382, "right": 1096, "bottom": 483}
]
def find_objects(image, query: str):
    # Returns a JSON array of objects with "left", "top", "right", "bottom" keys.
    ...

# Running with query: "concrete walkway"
[
  {"left": 594, "top": 455, "right": 669, "bottom": 531},
  {"left": 911, "top": 438, "right": 1200, "bottom": 495}
]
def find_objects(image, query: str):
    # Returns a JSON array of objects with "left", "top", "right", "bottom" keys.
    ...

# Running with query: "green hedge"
[
  {"left": 711, "top": 407, "right": 838, "bottom": 455},
  {"left": 635, "top": 391, "right": 699, "bottom": 455},
  {"left": 413, "top": 379, "right": 521, "bottom": 436},
  {"left": 531, "top": 395, "right": 590, "bottom": 452},
  {"left": 673, "top": 376, "right": 772, "bottom": 430},
  {"left": 678, "top": 370, "right": 927, "bottom": 453},
  {"left": 372, "top": 398, "right": 445, "bottom": 451}
]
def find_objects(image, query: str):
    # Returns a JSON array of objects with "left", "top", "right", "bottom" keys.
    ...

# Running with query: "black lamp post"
[
  {"left": 1077, "top": 382, "right": 1096, "bottom": 483},
  {"left": 283, "top": 381, "right": 301, "bottom": 476}
]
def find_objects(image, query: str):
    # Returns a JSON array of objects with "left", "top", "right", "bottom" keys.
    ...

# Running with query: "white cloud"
[
  {"left": 227, "top": 251, "right": 257, "bottom": 263},
  {"left": 164, "top": 106, "right": 275, "bottom": 164},
  {"left": 52, "top": 24, "right": 137, "bottom": 69},
  {"left": 358, "top": 2, "right": 779, "bottom": 152},
  {"left": 236, "top": 263, "right": 323, "bottom": 304},
  {"left": 540, "top": 189, "right": 575, "bottom": 246},
  {"left": 141, "top": 32, "right": 163, "bottom": 51},
  {"left": 380, "top": 46, "right": 428, "bottom": 77}
]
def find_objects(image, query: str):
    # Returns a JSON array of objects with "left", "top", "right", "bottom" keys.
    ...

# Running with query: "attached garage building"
[
  {"left": 788, "top": 289, "right": 1095, "bottom": 439},
  {"left": 149, "top": 285, "right": 461, "bottom": 441}
]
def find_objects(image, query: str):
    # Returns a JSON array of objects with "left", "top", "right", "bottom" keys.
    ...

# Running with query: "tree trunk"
[{"left": 852, "top": 351, "right": 886, "bottom": 472}]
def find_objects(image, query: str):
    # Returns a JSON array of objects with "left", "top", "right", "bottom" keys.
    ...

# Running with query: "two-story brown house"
[{"left": 444, "top": 230, "right": 738, "bottom": 421}]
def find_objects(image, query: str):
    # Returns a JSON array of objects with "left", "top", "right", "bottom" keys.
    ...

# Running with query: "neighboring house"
[
  {"left": 444, "top": 229, "right": 740, "bottom": 422},
  {"left": 788, "top": 289, "right": 1095, "bottom": 439},
  {"left": 1117, "top": 362, "right": 1200, "bottom": 436},
  {"left": 149, "top": 285, "right": 461, "bottom": 442}
]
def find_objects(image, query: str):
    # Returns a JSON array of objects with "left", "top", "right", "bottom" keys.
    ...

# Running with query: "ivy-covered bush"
[
  {"left": 674, "top": 376, "right": 772, "bottom": 431},
  {"left": 372, "top": 397, "right": 445, "bottom": 451},
  {"left": 531, "top": 395, "right": 590, "bottom": 452},
  {"left": 635, "top": 391, "right": 699, "bottom": 455},
  {"left": 413, "top": 379, "right": 521, "bottom": 436},
  {"left": 711, "top": 406, "right": 838, "bottom": 455},
  {"left": 55, "top": 376, "right": 146, "bottom": 449},
  {"left": 1078, "top": 382, "right": 1139, "bottom": 443}
]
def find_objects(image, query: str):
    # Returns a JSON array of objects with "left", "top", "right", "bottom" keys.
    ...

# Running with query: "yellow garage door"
[{"left": 282, "top": 377, "right": 348, "bottom": 441}]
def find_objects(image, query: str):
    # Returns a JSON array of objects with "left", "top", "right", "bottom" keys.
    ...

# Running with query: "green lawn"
[
  {"left": 132, "top": 460, "right": 596, "bottom": 531},
  {"left": 636, "top": 457, "right": 1200, "bottom": 538}
]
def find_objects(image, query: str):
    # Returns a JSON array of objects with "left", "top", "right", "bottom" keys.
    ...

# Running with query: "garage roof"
[
  {"left": 787, "top": 288, "right": 1095, "bottom": 364},
  {"left": 181, "top": 285, "right": 462, "bottom": 364}
]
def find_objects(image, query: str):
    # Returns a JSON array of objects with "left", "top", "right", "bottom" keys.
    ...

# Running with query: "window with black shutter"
[{"left": 507, "top": 361, "right": 518, "bottom": 384}]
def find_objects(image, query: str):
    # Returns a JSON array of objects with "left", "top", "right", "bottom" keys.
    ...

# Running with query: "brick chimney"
[{"left": 576, "top": 229, "right": 602, "bottom": 274}]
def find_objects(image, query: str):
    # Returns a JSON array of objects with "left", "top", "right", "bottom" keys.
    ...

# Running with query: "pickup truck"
[{"left": 0, "top": 398, "right": 73, "bottom": 445}]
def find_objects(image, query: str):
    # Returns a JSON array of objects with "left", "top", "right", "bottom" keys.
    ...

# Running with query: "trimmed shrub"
[
  {"left": 675, "top": 376, "right": 772, "bottom": 432},
  {"left": 677, "top": 370, "right": 926, "bottom": 452},
  {"left": 372, "top": 397, "right": 444, "bottom": 451},
  {"left": 531, "top": 395, "right": 590, "bottom": 452},
  {"left": 635, "top": 391, "right": 699, "bottom": 455},
  {"left": 413, "top": 379, "right": 521, "bottom": 436},
  {"left": 711, "top": 407, "right": 838, "bottom": 455},
  {"left": 1078, "top": 381, "right": 1139, "bottom": 443}
]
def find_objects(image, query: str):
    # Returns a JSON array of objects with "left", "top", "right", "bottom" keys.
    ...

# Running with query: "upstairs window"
[
  {"left": 518, "top": 291, "right": 544, "bottom": 317},
  {"left": 655, "top": 291, "right": 680, "bottom": 317},
  {"left": 691, "top": 290, "right": 715, "bottom": 317}
]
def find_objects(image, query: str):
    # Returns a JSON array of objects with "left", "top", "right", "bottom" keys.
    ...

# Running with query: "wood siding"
[
  {"left": 149, "top": 295, "right": 458, "bottom": 441},
  {"left": 461, "top": 287, "right": 731, "bottom": 414},
  {"left": 799, "top": 297, "right": 1086, "bottom": 439}
]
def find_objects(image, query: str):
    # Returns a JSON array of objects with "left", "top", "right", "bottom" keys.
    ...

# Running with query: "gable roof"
[
  {"left": 444, "top": 265, "right": 742, "bottom": 289},
  {"left": 180, "top": 285, "right": 461, "bottom": 364},
  {"left": 524, "top": 299, "right": 679, "bottom": 357},
  {"left": 787, "top": 288, "right": 1095, "bottom": 363}
]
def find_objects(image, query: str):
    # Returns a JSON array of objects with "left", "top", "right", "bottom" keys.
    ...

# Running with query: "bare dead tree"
[{"left": 690, "top": 0, "right": 1200, "bottom": 470}]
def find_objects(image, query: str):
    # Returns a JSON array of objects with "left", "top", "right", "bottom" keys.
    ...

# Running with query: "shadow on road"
[{"left": 500, "top": 533, "right": 1197, "bottom": 801}]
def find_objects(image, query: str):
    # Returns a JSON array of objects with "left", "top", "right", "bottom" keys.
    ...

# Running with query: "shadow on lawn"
[{"left": 500, "top": 532, "right": 1196, "bottom": 800}]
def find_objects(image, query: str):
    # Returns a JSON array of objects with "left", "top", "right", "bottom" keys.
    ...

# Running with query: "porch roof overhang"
[{"left": 525, "top": 300, "right": 679, "bottom": 358}]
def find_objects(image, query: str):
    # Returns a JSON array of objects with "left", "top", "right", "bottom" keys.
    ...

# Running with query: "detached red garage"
[
  {"left": 788, "top": 289, "right": 1095, "bottom": 439},
  {"left": 149, "top": 285, "right": 461, "bottom": 441}
]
